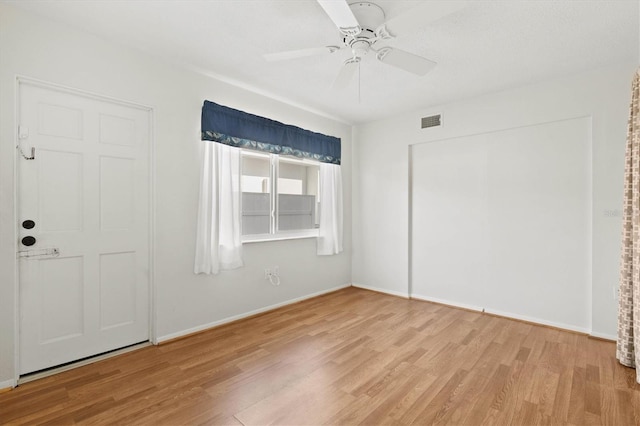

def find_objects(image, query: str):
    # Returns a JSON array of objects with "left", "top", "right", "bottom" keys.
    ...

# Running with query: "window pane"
[
  {"left": 241, "top": 151, "right": 271, "bottom": 235},
  {"left": 277, "top": 156, "right": 320, "bottom": 231}
]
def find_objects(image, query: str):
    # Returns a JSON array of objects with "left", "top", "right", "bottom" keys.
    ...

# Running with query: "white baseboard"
[
  {"left": 157, "top": 284, "right": 351, "bottom": 343},
  {"left": 351, "top": 283, "right": 410, "bottom": 299},
  {"left": 0, "top": 378, "right": 17, "bottom": 390},
  {"left": 410, "top": 292, "right": 589, "bottom": 334},
  {"left": 589, "top": 331, "right": 616, "bottom": 341},
  {"left": 157, "top": 284, "right": 608, "bottom": 344},
  {"left": 410, "top": 293, "right": 483, "bottom": 312},
  {"left": 484, "top": 307, "right": 589, "bottom": 334}
]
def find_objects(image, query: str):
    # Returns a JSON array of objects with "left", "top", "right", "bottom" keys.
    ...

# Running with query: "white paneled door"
[{"left": 18, "top": 82, "right": 151, "bottom": 375}]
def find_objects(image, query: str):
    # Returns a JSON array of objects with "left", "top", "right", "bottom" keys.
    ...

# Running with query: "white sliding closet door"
[{"left": 411, "top": 117, "right": 591, "bottom": 330}]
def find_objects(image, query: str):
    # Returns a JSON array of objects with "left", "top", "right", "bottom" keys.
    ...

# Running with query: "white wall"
[
  {"left": 0, "top": 4, "right": 351, "bottom": 385},
  {"left": 353, "top": 62, "right": 636, "bottom": 338}
]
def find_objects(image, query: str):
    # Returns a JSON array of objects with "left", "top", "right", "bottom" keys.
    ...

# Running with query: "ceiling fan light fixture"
[{"left": 351, "top": 40, "right": 370, "bottom": 57}]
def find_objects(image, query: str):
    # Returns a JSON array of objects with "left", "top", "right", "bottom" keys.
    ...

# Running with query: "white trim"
[
  {"left": 410, "top": 293, "right": 484, "bottom": 312},
  {"left": 12, "top": 75, "right": 21, "bottom": 389},
  {"left": 407, "top": 144, "right": 413, "bottom": 297},
  {"left": 410, "top": 115, "right": 593, "bottom": 148},
  {"left": 586, "top": 115, "right": 594, "bottom": 336},
  {"left": 411, "top": 292, "right": 590, "bottom": 334},
  {"left": 483, "top": 307, "right": 590, "bottom": 334},
  {"left": 589, "top": 331, "right": 616, "bottom": 341},
  {"left": 148, "top": 100, "right": 158, "bottom": 346},
  {"left": 15, "top": 76, "right": 153, "bottom": 111},
  {"left": 242, "top": 230, "right": 319, "bottom": 244},
  {"left": 0, "top": 378, "right": 17, "bottom": 390},
  {"left": 156, "top": 284, "right": 351, "bottom": 343},
  {"left": 352, "top": 283, "right": 410, "bottom": 299},
  {"left": 13, "top": 76, "right": 156, "bottom": 379}
]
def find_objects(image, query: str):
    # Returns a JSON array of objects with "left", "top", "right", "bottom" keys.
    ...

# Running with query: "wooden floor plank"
[{"left": 1, "top": 287, "right": 639, "bottom": 425}]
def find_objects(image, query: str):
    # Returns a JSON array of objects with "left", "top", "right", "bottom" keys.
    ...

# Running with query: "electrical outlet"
[
  {"left": 273, "top": 266, "right": 279, "bottom": 276},
  {"left": 264, "top": 268, "right": 271, "bottom": 279}
]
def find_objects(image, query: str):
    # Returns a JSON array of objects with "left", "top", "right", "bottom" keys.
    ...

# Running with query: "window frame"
[{"left": 240, "top": 149, "right": 320, "bottom": 244}]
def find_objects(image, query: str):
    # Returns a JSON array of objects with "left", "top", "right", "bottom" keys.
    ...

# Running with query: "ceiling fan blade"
[
  {"left": 263, "top": 46, "right": 341, "bottom": 62},
  {"left": 376, "top": 1, "right": 467, "bottom": 38},
  {"left": 332, "top": 59, "right": 359, "bottom": 89},
  {"left": 376, "top": 48, "right": 436, "bottom": 76},
  {"left": 317, "top": 0, "right": 361, "bottom": 36}
]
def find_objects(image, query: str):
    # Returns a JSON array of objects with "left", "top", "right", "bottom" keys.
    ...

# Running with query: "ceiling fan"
[{"left": 264, "top": 0, "right": 466, "bottom": 88}]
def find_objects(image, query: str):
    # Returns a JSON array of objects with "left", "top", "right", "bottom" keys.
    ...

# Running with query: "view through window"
[{"left": 241, "top": 150, "right": 320, "bottom": 238}]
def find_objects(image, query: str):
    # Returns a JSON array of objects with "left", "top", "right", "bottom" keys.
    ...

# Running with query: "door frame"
[{"left": 13, "top": 76, "right": 157, "bottom": 383}]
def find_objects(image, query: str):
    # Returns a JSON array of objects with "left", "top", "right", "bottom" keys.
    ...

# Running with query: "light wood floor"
[{"left": 1, "top": 287, "right": 639, "bottom": 425}]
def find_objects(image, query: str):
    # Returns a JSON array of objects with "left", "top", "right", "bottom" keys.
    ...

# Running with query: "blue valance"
[{"left": 201, "top": 100, "right": 341, "bottom": 165}]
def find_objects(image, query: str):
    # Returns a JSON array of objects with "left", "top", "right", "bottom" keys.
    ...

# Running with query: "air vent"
[{"left": 421, "top": 114, "right": 442, "bottom": 129}]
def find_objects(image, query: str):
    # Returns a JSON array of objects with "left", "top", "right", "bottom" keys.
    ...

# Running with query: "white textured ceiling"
[{"left": 7, "top": 0, "right": 640, "bottom": 124}]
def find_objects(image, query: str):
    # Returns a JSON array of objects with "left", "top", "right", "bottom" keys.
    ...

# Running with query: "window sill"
[{"left": 242, "top": 230, "right": 319, "bottom": 244}]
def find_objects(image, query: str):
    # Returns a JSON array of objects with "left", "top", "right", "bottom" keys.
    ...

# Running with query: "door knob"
[
  {"left": 21, "top": 236, "right": 36, "bottom": 246},
  {"left": 22, "top": 220, "right": 35, "bottom": 229}
]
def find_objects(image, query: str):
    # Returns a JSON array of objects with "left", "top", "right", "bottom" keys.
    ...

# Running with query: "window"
[
  {"left": 196, "top": 100, "right": 343, "bottom": 274},
  {"left": 241, "top": 150, "right": 320, "bottom": 241}
]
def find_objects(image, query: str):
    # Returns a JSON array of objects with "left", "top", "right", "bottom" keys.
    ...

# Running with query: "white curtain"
[
  {"left": 194, "top": 142, "right": 243, "bottom": 274},
  {"left": 317, "top": 162, "right": 343, "bottom": 255}
]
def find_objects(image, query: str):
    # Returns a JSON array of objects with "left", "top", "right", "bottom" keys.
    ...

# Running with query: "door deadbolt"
[
  {"left": 21, "top": 236, "right": 36, "bottom": 246},
  {"left": 22, "top": 220, "right": 35, "bottom": 229}
]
